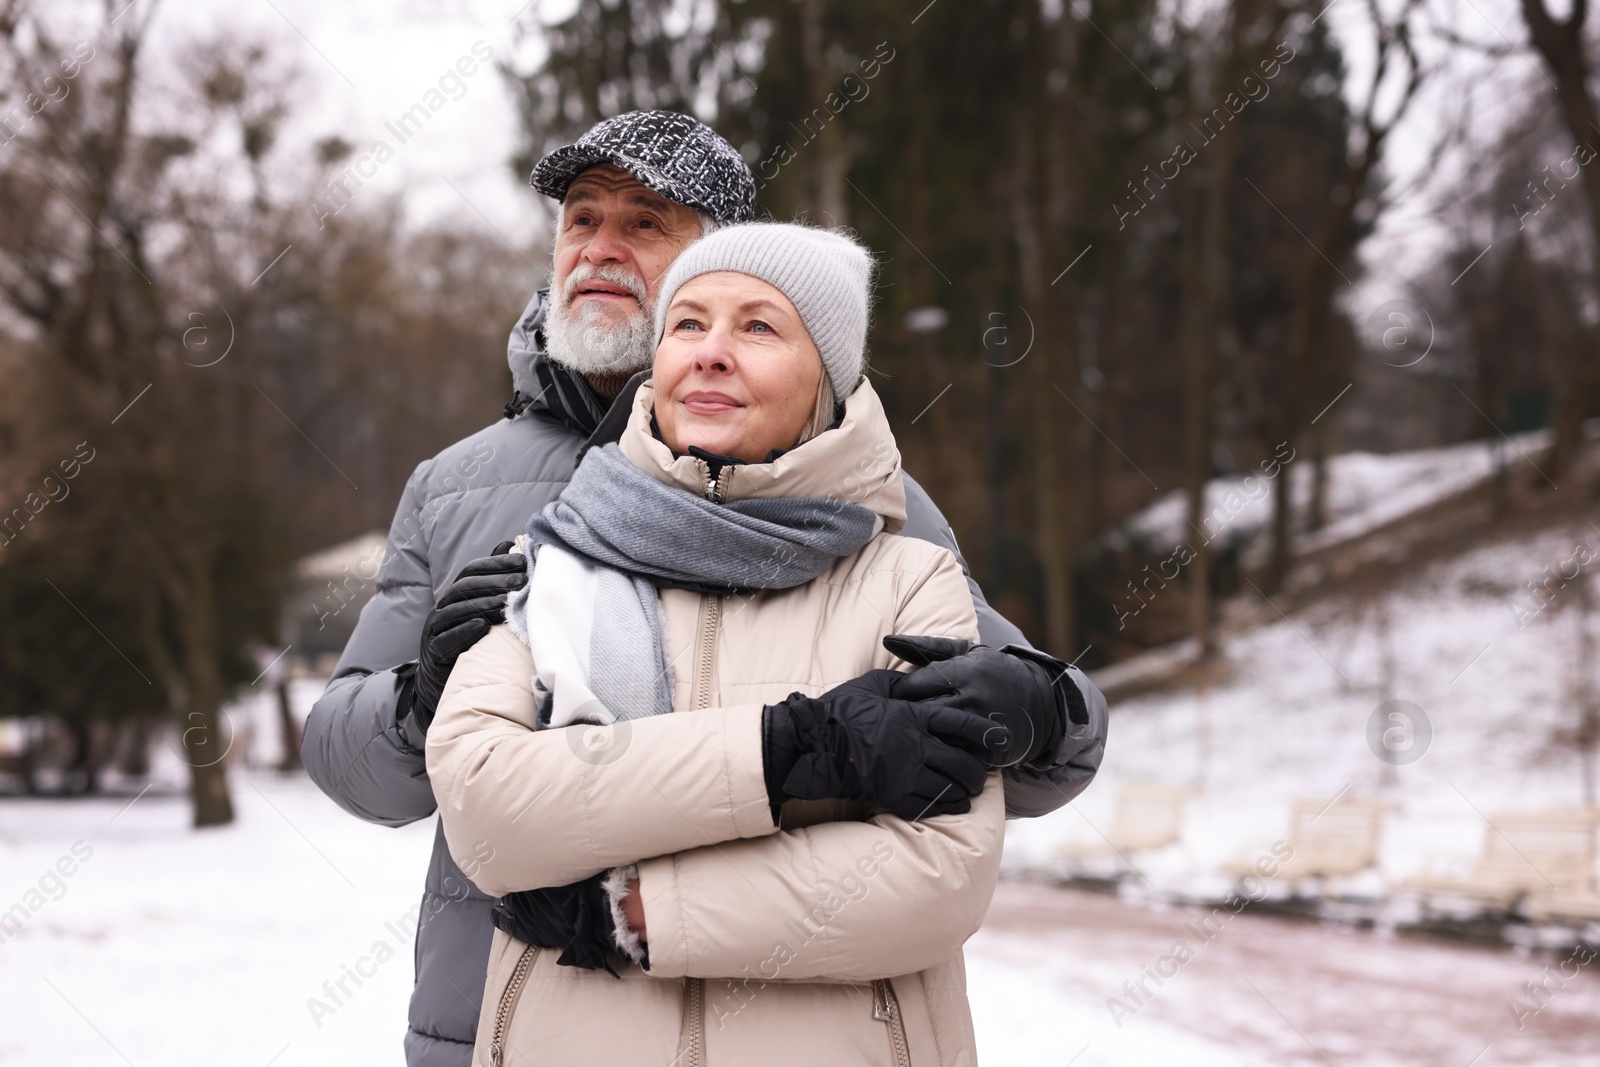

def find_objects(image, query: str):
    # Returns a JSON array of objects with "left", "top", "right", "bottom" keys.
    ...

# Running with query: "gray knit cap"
[{"left": 653, "top": 223, "right": 873, "bottom": 398}]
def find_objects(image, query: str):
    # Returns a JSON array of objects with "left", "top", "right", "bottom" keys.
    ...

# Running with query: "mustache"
[{"left": 561, "top": 263, "right": 648, "bottom": 306}]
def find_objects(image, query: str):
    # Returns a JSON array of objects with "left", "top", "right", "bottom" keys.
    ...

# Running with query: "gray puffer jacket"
[{"left": 301, "top": 289, "right": 1108, "bottom": 1067}]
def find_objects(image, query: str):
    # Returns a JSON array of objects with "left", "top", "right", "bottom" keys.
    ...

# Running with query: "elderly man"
[{"left": 302, "top": 110, "right": 1107, "bottom": 1066}]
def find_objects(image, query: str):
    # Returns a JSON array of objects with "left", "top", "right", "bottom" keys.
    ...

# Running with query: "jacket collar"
[
  {"left": 505, "top": 287, "right": 550, "bottom": 406},
  {"left": 617, "top": 379, "right": 908, "bottom": 533}
]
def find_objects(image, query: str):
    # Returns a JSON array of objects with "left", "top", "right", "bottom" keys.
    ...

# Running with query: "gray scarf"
[{"left": 507, "top": 443, "right": 880, "bottom": 726}]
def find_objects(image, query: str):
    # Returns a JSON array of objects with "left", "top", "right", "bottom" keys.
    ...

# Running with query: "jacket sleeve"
[
  {"left": 636, "top": 546, "right": 1003, "bottom": 982},
  {"left": 900, "top": 473, "right": 1024, "bottom": 649},
  {"left": 997, "top": 663, "right": 1108, "bottom": 818},
  {"left": 425, "top": 626, "right": 778, "bottom": 898},
  {"left": 300, "top": 465, "right": 440, "bottom": 827},
  {"left": 638, "top": 772, "right": 1004, "bottom": 982},
  {"left": 900, "top": 471, "right": 1109, "bottom": 819}
]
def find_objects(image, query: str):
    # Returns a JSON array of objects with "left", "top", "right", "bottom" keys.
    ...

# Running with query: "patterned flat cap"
[{"left": 530, "top": 110, "right": 756, "bottom": 224}]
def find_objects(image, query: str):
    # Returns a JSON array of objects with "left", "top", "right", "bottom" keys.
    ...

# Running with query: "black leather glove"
[
  {"left": 762, "top": 669, "right": 991, "bottom": 820},
  {"left": 492, "top": 872, "right": 621, "bottom": 976},
  {"left": 883, "top": 635, "right": 1070, "bottom": 769},
  {"left": 399, "top": 540, "right": 526, "bottom": 739}
]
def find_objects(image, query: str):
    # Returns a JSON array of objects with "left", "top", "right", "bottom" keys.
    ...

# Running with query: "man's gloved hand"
[
  {"left": 399, "top": 540, "right": 526, "bottom": 739},
  {"left": 883, "top": 635, "right": 1068, "bottom": 769},
  {"left": 762, "top": 670, "right": 992, "bottom": 820},
  {"left": 491, "top": 872, "right": 620, "bottom": 975}
]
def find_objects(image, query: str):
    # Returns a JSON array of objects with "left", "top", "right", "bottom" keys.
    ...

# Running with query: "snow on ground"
[
  {"left": 3, "top": 777, "right": 1594, "bottom": 1067},
  {"left": 0, "top": 775, "right": 1272, "bottom": 1067},
  {"left": 1007, "top": 513, "right": 1600, "bottom": 904},
  {"left": 0, "top": 775, "right": 434, "bottom": 1066}
]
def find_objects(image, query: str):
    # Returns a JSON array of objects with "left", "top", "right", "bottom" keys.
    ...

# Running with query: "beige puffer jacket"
[{"left": 427, "top": 379, "right": 1003, "bottom": 1067}]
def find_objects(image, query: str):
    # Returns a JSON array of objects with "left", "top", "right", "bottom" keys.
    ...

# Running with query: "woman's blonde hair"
[{"left": 796, "top": 370, "right": 837, "bottom": 447}]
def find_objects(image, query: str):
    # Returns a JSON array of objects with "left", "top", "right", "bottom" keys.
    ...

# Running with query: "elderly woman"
[{"left": 427, "top": 223, "right": 1005, "bottom": 1067}]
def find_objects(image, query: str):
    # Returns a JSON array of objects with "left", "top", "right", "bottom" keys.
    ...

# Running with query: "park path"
[{"left": 967, "top": 879, "right": 1600, "bottom": 1067}]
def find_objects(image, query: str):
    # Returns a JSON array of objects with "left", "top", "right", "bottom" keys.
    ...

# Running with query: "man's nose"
[{"left": 581, "top": 220, "right": 630, "bottom": 265}]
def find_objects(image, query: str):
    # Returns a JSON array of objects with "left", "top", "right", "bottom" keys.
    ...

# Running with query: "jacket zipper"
[
  {"left": 873, "top": 979, "right": 912, "bottom": 1067},
  {"left": 488, "top": 944, "right": 539, "bottom": 1067},
  {"left": 675, "top": 459, "right": 727, "bottom": 1065},
  {"left": 690, "top": 461, "right": 730, "bottom": 712},
  {"left": 678, "top": 976, "right": 706, "bottom": 1067},
  {"left": 691, "top": 595, "right": 721, "bottom": 710}
]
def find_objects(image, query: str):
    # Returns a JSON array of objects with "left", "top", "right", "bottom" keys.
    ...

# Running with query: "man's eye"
[
  {"left": 572, "top": 213, "right": 595, "bottom": 227},
  {"left": 638, "top": 217, "right": 659, "bottom": 230}
]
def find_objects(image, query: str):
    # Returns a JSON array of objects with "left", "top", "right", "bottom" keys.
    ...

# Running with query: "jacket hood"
[
  {"left": 506, "top": 288, "right": 551, "bottom": 406},
  {"left": 617, "top": 378, "right": 908, "bottom": 533}
]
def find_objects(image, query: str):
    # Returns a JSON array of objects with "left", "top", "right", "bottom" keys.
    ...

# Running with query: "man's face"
[{"left": 545, "top": 165, "right": 704, "bottom": 377}]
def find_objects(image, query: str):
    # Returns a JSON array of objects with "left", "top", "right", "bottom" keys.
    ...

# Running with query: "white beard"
[{"left": 544, "top": 264, "right": 656, "bottom": 378}]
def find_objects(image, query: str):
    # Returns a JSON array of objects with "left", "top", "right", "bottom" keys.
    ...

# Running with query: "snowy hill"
[
  {"left": 1008, "top": 509, "right": 1600, "bottom": 907},
  {"left": 1118, "top": 431, "right": 1550, "bottom": 570}
]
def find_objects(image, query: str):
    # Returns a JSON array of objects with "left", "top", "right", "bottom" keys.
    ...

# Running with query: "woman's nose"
[{"left": 693, "top": 327, "right": 736, "bottom": 373}]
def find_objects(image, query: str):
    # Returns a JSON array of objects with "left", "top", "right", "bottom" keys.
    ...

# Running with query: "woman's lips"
[{"left": 682, "top": 392, "right": 742, "bottom": 416}]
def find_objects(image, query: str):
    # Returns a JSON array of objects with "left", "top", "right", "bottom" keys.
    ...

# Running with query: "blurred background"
[{"left": 3, "top": 0, "right": 1600, "bottom": 1063}]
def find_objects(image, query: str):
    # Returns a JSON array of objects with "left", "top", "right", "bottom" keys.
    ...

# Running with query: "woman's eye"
[
  {"left": 750, "top": 320, "right": 772, "bottom": 334},
  {"left": 674, "top": 318, "right": 702, "bottom": 332}
]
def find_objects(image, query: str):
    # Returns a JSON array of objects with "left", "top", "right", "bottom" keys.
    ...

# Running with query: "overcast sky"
[{"left": 143, "top": 0, "right": 558, "bottom": 250}]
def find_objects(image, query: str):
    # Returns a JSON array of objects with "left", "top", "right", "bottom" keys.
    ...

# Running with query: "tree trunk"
[
  {"left": 1182, "top": 2, "right": 1260, "bottom": 632},
  {"left": 1181, "top": 170, "right": 1216, "bottom": 658},
  {"left": 1013, "top": 113, "right": 1075, "bottom": 656},
  {"left": 1550, "top": 332, "right": 1598, "bottom": 480},
  {"left": 186, "top": 720, "right": 235, "bottom": 827},
  {"left": 178, "top": 552, "right": 235, "bottom": 827},
  {"left": 276, "top": 678, "right": 302, "bottom": 772},
  {"left": 116, "top": 718, "right": 153, "bottom": 777},
  {"left": 1308, "top": 414, "right": 1331, "bottom": 532},
  {"left": 1258, "top": 0, "right": 1419, "bottom": 590},
  {"left": 799, "top": 0, "right": 849, "bottom": 225},
  {"left": 1521, "top": 0, "right": 1600, "bottom": 478},
  {"left": 63, "top": 718, "right": 97, "bottom": 795}
]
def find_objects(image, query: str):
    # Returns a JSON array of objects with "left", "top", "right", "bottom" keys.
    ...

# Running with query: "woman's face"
[{"left": 653, "top": 272, "right": 824, "bottom": 464}]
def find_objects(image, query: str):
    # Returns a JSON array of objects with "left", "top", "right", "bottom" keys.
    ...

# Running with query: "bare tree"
[
  {"left": 1182, "top": 0, "right": 1291, "bottom": 657},
  {"left": 1262, "top": 0, "right": 1428, "bottom": 591},
  {"left": 1520, "top": 0, "right": 1600, "bottom": 478},
  {"left": 0, "top": 1, "right": 295, "bottom": 824}
]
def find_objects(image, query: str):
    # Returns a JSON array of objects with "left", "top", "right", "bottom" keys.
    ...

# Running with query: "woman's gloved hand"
[
  {"left": 761, "top": 669, "right": 992, "bottom": 820},
  {"left": 883, "top": 635, "right": 1072, "bottom": 769},
  {"left": 491, "top": 872, "right": 620, "bottom": 976}
]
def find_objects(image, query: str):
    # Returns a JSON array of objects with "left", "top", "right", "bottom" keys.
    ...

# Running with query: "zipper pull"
[
  {"left": 706, "top": 467, "right": 728, "bottom": 504},
  {"left": 488, "top": 1043, "right": 502, "bottom": 1067},
  {"left": 700, "top": 459, "right": 719, "bottom": 503},
  {"left": 872, "top": 979, "right": 894, "bottom": 1022}
]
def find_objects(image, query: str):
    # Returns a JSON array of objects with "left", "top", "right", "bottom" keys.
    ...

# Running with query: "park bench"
[
  {"left": 1225, "top": 796, "right": 1392, "bottom": 888},
  {"left": 1527, "top": 886, "right": 1600, "bottom": 924},
  {"left": 1056, "top": 781, "right": 1194, "bottom": 869},
  {"left": 1408, "top": 808, "right": 1600, "bottom": 914}
]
